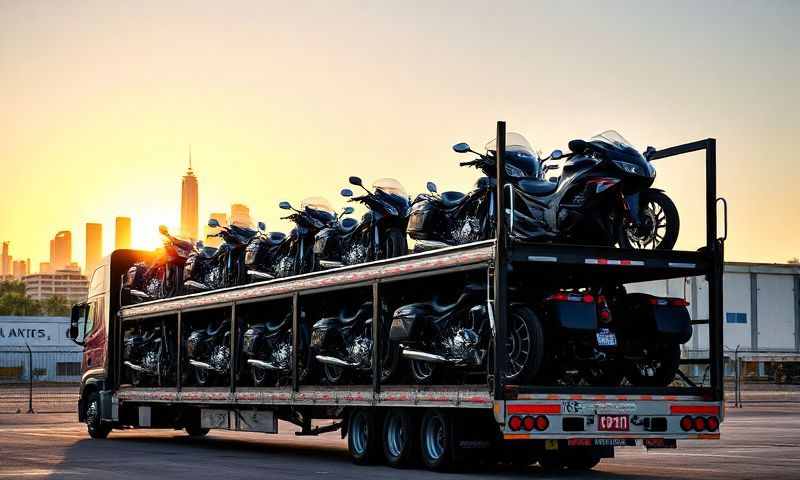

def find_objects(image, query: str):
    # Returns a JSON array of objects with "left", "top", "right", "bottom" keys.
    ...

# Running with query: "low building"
[
  {"left": 0, "top": 316, "right": 83, "bottom": 382},
  {"left": 22, "top": 269, "right": 89, "bottom": 303}
]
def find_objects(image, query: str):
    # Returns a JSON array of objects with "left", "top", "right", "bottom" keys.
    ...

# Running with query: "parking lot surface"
[{"left": 1, "top": 404, "right": 799, "bottom": 479}]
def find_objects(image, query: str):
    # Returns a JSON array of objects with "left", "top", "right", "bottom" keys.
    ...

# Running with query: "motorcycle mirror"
[
  {"left": 340, "top": 188, "right": 353, "bottom": 197},
  {"left": 550, "top": 149, "right": 563, "bottom": 160},
  {"left": 207, "top": 218, "right": 220, "bottom": 228},
  {"left": 426, "top": 181, "right": 438, "bottom": 193},
  {"left": 257, "top": 221, "right": 266, "bottom": 232},
  {"left": 342, "top": 206, "right": 355, "bottom": 215},
  {"left": 279, "top": 201, "right": 292, "bottom": 210},
  {"left": 158, "top": 225, "right": 169, "bottom": 236},
  {"left": 348, "top": 176, "right": 363, "bottom": 187},
  {"left": 644, "top": 146, "right": 657, "bottom": 158},
  {"left": 452, "top": 142, "right": 471, "bottom": 154}
]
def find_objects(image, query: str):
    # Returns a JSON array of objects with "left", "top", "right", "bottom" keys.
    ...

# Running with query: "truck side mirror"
[{"left": 69, "top": 304, "right": 86, "bottom": 345}]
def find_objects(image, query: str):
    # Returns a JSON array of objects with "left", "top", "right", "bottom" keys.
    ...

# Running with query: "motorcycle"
[
  {"left": 241, "top": 311, "right": 312, "bottom": 387},
  {"left": 124, "top": 225, "right": 193, "bottom": 303},
  {"left": 186, "top": 318, "right": 231, "bottom": 386},
  {"left": 310, "top": 300, "right": 400, "bottom": 385},
  {"left": 266, "top": 198, "right": 336, "bottom": 278},
  {"left": 390, "top": 282, "right": 543, "bottom": 384},
  {"left": 183, "top": 218, "right": 258, "bottom": 292},
  {"left": 313, "top": 177, "right": 410, "bottom": 269},
  {"left": 243, "top": 224, "right": 288, "bottom": 282},
  {"left": 122, "top": 321, "right": 173, "bottom": 386},
  {"left": 408, "top": 131, "right": 679, "bottom": 250}
]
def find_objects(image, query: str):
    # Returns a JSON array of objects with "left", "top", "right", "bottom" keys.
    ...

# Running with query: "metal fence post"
[{"left": 25, "top": 343, "right": 34, "bottom": 414}]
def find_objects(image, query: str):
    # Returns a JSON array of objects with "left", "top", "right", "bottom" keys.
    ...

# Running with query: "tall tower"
[
  {"left": 1, "top": 241, "right": 9, "bottom": 277},
  {"left": 115, "top": 217, "right": 132, "bottom": 250},
  {"left": 180, "top": 148, "right": 199, "bottom": 240},
  {"left": 85, "top": 223, "right": 103, "bottom": 275},
  {"left": 52, "top": 231, "right": 72, "bottom": 271}
]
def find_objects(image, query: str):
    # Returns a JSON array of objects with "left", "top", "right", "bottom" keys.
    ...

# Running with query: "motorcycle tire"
[
  {"left": 323, "top": 363, "right": 349, "bottom": 385},
  {"left": 627, "top": 343, "right": 682, "bottom": 387},
  {"left": 618, "top": 189, "right": 680, "bottom": 250},
  {"left": 194, "top": 365, "right": 210, "bottom": 387},
  {"left": 489, "top": 306, "right": 544, "bottom": 385},
  {"left": 383, "top": 228, "right": 408, "bottom": 259},
  {"left": 410, "top": 358, "right": 441, "bottom": 385},
  {"left": 251, "top": 366, "right": 272, "bottom": 387}
]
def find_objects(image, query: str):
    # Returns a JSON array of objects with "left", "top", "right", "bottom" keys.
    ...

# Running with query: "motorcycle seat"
[
  {"left": 264, "top": 315, "right": 289, "bottom": 336},
  {"left": 429, "top": 282, "right": 485, "bottom": 315},
  {"left": 338, "top": 302, "right": 372, "bottom": 325},
  {"left": 339, "top": 217, "right": 359, "bottom": 233},
  {"left": 440, "top": 191, "right": 466, "bottom": 208},
  {"left": 206, "top": 321, "right": 228, "bottom": 336},
  {"left": 517, "top": 178, "right": 558, "bottom": 196}
]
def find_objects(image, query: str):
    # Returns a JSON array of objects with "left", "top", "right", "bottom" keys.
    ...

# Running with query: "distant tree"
[
  {"left": 0, "top": 292, "right": 42, "bottom": 316},
  {"left": 788, "top": 257, "right": 799, "bottom": 264},
  {"left": 0, "top": 280, "right": 26, "bottom": 297},
  {"left": 40, "top": 296, "right": 71, "bottom": 316}
]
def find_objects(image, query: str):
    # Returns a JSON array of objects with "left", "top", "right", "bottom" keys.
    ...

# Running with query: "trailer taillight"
[
  {"left": 508, "top": 416, "right": 523, "bottom": 431},
  {"left": 522, "top": 416, "right": 535, "bottom": 431},
  {"left": 582, "top": 294, "right": 594, "bottom": 303},
  {"left": 693, "top": 416, "right": 706, "bottom": 432},
  {"left": 534, "top": 415, "right": 549, "bottom": 431},
  {"left": 706, "top": 416, "right": 719, "bottom": 432},
  {"left": 680, "top": 416, "right": 693, "bottom": 431}
]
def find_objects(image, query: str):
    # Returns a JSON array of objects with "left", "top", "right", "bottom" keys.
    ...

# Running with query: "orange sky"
[{"left": 1, "top": 1, "right": 799, "bottom": 270}]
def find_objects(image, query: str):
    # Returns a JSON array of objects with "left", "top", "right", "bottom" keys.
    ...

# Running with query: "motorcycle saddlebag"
[
  {"left": 310, "top": 317, "right": 339, "bottom": 350},
  {"left": 242, "top": 325, "right": 267, "bottom": 356},
  {"left": 621, "top": 293, "right": 692, "bottom": 344},
  {"left": 407, "top": 199, "right": 440, "bottom": 240},
  {"left": 544, "top": 297, "right": 597, "bottom": 334},
  {"left": 389, "top": 304, "right": 430, "bottom": 341}
]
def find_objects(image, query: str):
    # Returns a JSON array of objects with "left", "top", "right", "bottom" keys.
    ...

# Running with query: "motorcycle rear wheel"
[{"left": 618, "top": 189, "right": 679, "bottom": 250}]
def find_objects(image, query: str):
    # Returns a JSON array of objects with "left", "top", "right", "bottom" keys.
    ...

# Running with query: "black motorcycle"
[
  {"left": 408, "top": 131, "right": 679, "bottom": 250},
  {"left": 243, "top": 225, "right": 288, "bottom": 282},
  {"left": 390, "top": 282, "right": 543, "bottom": 384},
  {"left": 310, "top": 301, "right": 400, "bottom": 385},
  {"left": 122, "top": 321, "right": 173, "bottom": 386},
  {"left": 241, "top": 311, "right": 312, "bottom": 387},
  {"left": 265, "top": 198, "right": 336, "bottom": 278},
  {"left": 183, "top": 218, "right": 258, "bottom": 292},
  {"left": 314, "top": 177, "right": 410, "bottom": 269},
  {"left": 124, "top": 225, "right": 192, "bottom": 303},
  {"left": 186, "top": 319, "right": 231, "bottom": 386}
]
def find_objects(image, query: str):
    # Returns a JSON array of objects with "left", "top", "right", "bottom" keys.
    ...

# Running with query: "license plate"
[
  {"left": 596, "top": 329, "right": 617, "bottom": 347},
  {"left": 597, "top": 414, "right": 629, "bottom": 431}
]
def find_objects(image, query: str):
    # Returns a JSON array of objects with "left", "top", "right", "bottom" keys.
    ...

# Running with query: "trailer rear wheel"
[
  {"left": 348, "top": 408, "right": 382, "bottom": 465},
  {"left": 383, "top": 409, "right": 417, "bottom": 467},
  {"left": 85, "top": 392, "right": 111, "bottom": 439},
  {"left": 420, "top": 409, "right": 453, "bottom": 471}
]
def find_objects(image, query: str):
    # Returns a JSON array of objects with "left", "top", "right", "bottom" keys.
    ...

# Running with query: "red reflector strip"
[
  {"left": 670, "top": 405, "right": 720, "bottom": 415},
  {"left": 585, "top": 258, "right": 645, "bottom": 266},
  {"left": 507, "top": 404, "right": 561, "bottom": 415}
]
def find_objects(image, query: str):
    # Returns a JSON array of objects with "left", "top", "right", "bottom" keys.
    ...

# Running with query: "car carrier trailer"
[{"left": 69, "top": 122, "right": 726, "bottom": 471}]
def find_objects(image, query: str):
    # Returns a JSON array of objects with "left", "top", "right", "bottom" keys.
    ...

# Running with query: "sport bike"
[
  {"left": 124, "top": 225, "right": 192, "bottom": 303},
  {"left": 183, "top": 218, "right": 258, "bottom": 292},
  {"left": 265, "top": 198, "right": 336, "bottom": 278}
]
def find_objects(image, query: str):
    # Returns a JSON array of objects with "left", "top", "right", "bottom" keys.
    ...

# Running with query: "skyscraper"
[
  {"left": 204, "top": 212, "right": 228, "bottom": 248},
  {"left": 115, "top": 217, "right": 132, "bottom": 250},
  {"left": 85, "top": 223, "right": 103, "bottom": 275},
  {"left": 180, "top": 149, "right": 199, "bottom": 240},
  {"left": 230, "top": 203, "right": 253, "bottom": 228},
  {"left": 1, "top": 242, "right": 9, "bottom": 277},
  {"left": 52, "top": 231, "right": 72, "bottom": 271}
]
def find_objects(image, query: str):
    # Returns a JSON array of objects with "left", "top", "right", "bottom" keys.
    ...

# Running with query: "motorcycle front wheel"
[{"left": 618, "top": 189, "right": 679, "bottom": 250}]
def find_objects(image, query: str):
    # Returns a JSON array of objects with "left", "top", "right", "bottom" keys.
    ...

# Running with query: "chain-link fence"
[{"left": 0, "top": 347, "right": 80, "bottom": 414}]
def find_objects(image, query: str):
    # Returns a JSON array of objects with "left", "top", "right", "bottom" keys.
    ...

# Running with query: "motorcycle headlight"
[{"left": 612, "top": 160, "right": 644, "bottom": 176}]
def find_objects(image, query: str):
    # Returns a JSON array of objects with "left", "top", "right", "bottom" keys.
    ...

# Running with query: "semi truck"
[{"left": 68, "top": 123, "right": 726, "bottom": 471}]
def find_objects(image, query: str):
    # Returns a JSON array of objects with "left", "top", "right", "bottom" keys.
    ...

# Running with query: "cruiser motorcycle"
[
  {"left": 124, "top": 225, "right": 193, "bottom": 303},
  {"left": 310, "top": 300, "right": 400, "bottom": 385},
  {"left": 186, "top": 318, "right": 231, "bottom": 386},
  {"left": 390, "top": 282, "right": 543, "bottom": 384},
  {"left": 241, "top": 311, "right": 312, "bottom": 386},
  {"left": 313, "top": 177, "right": 410, "bottom": 269},
  {"left": 183, "top": 219, "right": 258, "bottom": 292},
  {"left": 122, "top": 321, "right": 174, "bottom": 386},
  {"left": 407, "top": 131, "right": 679, "bottom": 250}
]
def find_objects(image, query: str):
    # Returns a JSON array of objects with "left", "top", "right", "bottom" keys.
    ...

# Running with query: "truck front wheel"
[{"left": 85, "top": 392, "right": 111, "bottom": 439}]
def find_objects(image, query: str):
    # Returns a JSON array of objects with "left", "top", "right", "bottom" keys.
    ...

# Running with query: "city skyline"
[{"left": 180, "top": 149, "right": 199, "bottom": 240}]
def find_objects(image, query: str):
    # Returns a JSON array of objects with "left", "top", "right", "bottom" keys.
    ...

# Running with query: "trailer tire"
[
  {"left": 420, "top": 409, "right": 453, "bottom": 471},
  {"left": 348, "top": 408, "right": 382, "bottom": 465},
  {"left": 383, "top": 409, "right": 417, "bottom": 468},
  {"left": 85, "top": 392, "right": 111, "bottom": 439}
]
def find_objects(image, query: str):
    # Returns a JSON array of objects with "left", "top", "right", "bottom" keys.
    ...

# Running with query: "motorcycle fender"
[
  {"left": 652, "top": 305, "right": 692, "bottom": 344},
  {"left": 389, "top": 304, "right": 429, "bottom": 341},
  {"left": 546, "top": 302, "right": 597, "bottom": 333}
]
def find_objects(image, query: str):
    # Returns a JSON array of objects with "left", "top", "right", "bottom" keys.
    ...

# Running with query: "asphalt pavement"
[{"left": 1, "top": 404, "right": 798, "bottom": 479}]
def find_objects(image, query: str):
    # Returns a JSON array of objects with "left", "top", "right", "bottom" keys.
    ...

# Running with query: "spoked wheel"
[
  {"left": 348, "top": 409, "right": 382, "bottom": 465},
  {"left": 489, "top": 306, "right": 544, "bottom": 384},
  {"left": 628, "top": 343, "right": 682, "bottom": 387},
  {"left": 618, "top": 189, "right": 680, "bottom": 250},
  {"left": 383, "top": 409, "right": 418, "bottom": 467},
  {"left": 420, "top": 409, "right": 452, "bottom": 471}
]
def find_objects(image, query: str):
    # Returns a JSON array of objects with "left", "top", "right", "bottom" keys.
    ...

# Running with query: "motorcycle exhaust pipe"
[
  {"left": 413, "top": 240, "right": 449, "bottom": 253},
  {"left": 315, "top": 355, "right": 360, "bottom": 368},
  {"left": 247, "top": 359, "right": 283, "bottom": 370},
  {"left": 129, "top": 289, "right": 151, "bottom": 300},
  {"left": 124, "top": 361, "right": 152, "bottom": 373},
  {"left": 402, "top": 349, "right": 452, "bottom": 364},
  {"left": 318, "top": 260, "right": 344, "bottom": 270},
  {"left": 184, "top": 280, "right": 210, "bottom": 291},
  {"left": 247, "top": 270, "right": 274, "bottom": 281},
  {"left": 189, "top": 359, "right": 213, "bottom": 370}
]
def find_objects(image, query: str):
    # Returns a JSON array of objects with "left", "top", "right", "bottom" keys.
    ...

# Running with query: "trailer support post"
[
  {"left": 371, "top": 281, "right": 381, "bottom": 394},
  {"left": 291, "top": 293, "right": 300, "bottom": 393},
  {"left": 493, "top": 120, "right": 508, "bottom": 400}
]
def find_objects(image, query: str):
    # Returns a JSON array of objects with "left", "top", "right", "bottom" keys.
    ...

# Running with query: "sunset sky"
[{"left": 1, "top": 1, "right": 798, "bottom": 269}]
